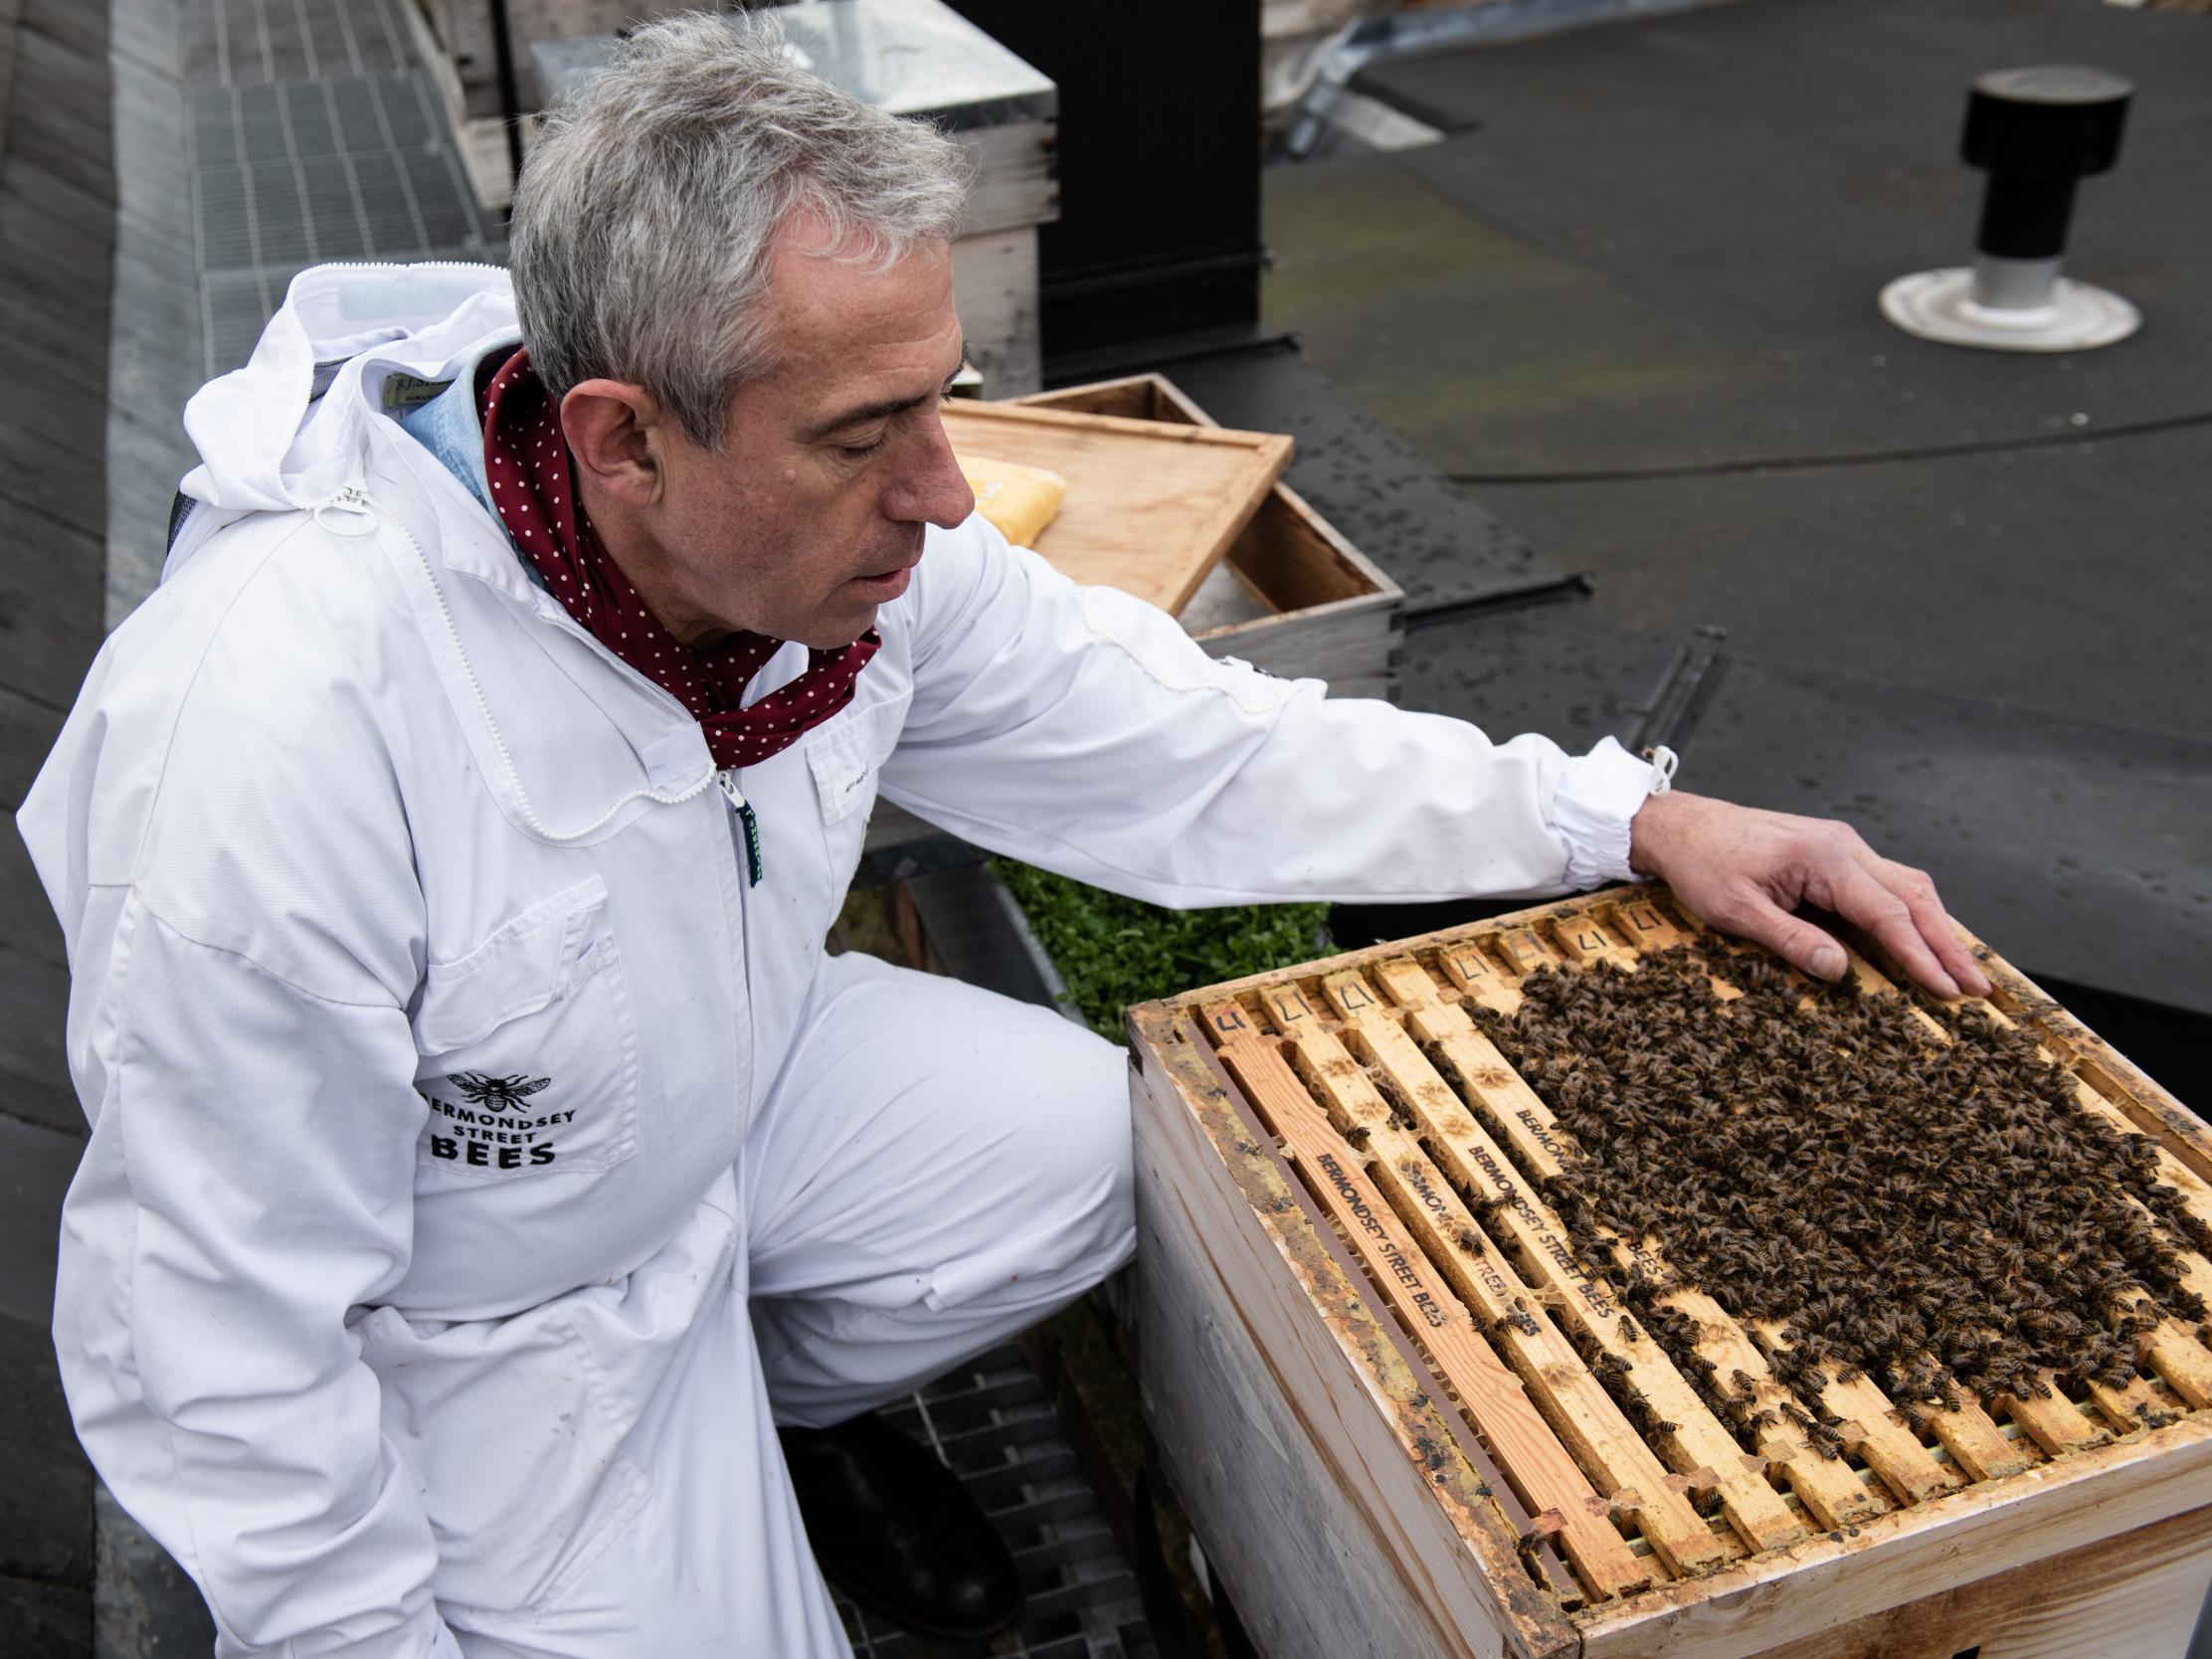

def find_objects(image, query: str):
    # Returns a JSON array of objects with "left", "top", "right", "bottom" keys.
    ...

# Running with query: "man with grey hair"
[{"left": 22, "top": 13, "right": 1986, "bottom": 1657}]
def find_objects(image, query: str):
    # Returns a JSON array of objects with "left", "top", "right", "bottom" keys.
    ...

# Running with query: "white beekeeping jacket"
[{"left": 18, "top": 263, "right": 1657, "bottom": 1656}]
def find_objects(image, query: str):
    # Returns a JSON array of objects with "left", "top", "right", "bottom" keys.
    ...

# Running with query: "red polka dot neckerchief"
[{"left": 478, "top": 348, "right": 880, "bottom": 881}]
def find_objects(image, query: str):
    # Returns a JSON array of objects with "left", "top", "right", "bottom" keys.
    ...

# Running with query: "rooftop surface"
[
  {"left": 1265, "top": 0, "right": 2212, "bottom": 1020},
  {"left": 1280, "top": 0, "right": 2209, "bottom": 735},
  {"left": 1, "top": 0, "right": 111, "bottom": 1641}
]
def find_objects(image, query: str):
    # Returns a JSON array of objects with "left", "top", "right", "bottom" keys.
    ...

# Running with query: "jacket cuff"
[{"left": 1551, "top": 736, "right": 1672, "bottom": 889}]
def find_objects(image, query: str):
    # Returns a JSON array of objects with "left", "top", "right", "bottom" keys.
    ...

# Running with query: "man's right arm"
[
  {"left": 24, "top": 540, "right": 464, "bottom": 1656},
  {"left": 58, "top": 888, "right": 461, "bottom": 1655}
]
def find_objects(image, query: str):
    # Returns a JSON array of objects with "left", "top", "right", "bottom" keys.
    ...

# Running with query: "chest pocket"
[
  {"left": 411, "top": 875, "right": 641, "bottom": 1181},
  {"left": 807, "top": 687, "right": 912, "bottom": 893}
]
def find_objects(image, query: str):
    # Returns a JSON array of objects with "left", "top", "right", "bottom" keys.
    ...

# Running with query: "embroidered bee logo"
[{"left": 447, "top": 1071, "right": 552, "bottom": 1114}]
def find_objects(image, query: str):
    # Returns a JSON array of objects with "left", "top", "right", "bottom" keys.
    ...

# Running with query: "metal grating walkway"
[
  {"left": 181, "top": 0, "right": 498, "bottom": 375},
  {"left": 182, "top": 0, "right": 414, "bottom": 84},
  {"left": 842, "top": 1347, "right": 1156, "bottom": 1659}
]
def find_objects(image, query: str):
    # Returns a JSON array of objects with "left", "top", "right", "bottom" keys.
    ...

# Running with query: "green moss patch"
[{"left": 994, "top": 861, "right": 1331, "bottom": 1042}]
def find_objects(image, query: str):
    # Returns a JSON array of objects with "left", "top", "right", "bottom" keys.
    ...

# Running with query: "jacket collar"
[
  {"left": 179, "top": 263, "right": 516, "bottom": 523},
  {"left": 363, "top": 421, "right": 724, "bottom": 842}
]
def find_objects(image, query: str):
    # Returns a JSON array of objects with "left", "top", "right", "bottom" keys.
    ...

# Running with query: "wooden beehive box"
[
  {"left": 1128, "top": 890, "right": 2212, "bottom": 1658},
  {"left": 1016, "top": 375, "right": 1404, "bottom": 702}
]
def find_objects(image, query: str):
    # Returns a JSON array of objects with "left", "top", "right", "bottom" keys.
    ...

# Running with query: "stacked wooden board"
[
  {"left": 1016, "top": 374, "right": 1404, "bottom": 703},
  {"left": 938, "top": 398, "right": 1292, "bottom": 616},
  {"left": 1129, "top": 891, "right": 2212, "bottom": 1657}
]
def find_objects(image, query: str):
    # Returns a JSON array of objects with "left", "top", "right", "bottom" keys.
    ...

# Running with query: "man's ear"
[{"left": 561, "top": 380, "right": 668, "bottom": 507}]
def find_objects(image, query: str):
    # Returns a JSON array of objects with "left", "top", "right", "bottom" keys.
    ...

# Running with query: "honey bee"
[{"left": 1457, "top": 929, "right": 2209, "bottom": 1442}]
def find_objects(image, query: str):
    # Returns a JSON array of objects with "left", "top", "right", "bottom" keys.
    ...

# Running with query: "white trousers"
[{"left": 430, "top": 952, "right": 1132, "bottom": 1658}]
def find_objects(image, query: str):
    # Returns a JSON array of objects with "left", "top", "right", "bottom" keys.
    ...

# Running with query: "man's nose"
[{"left": 890, "top": 410, "right": 977, "bottom": 530}]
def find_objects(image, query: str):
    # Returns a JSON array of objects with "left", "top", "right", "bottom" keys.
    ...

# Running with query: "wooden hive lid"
[{"left": 939, "top": 398, "right": 1291, "bottom": 614}]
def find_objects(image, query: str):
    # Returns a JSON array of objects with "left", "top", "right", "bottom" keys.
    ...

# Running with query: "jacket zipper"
[
  {"left": 317, "top": 482, "right": 720, "bottom": 841},
  {"left": 717, "top": 771, "right": 764, "bottom": 887}
]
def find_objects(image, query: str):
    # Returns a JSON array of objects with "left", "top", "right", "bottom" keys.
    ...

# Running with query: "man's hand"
[{"left": 1627, "top": 791, "right": 1989, "bottom": 1000}]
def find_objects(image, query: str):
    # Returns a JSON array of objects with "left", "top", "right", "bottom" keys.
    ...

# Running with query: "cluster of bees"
[{"left": 1471, "top": 944, "right": 2202, "bottom": 1447}]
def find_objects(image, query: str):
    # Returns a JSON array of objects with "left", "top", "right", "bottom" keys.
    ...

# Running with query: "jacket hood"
[{"left": 179, "top": 262, "right": 517, "bottom": 527}]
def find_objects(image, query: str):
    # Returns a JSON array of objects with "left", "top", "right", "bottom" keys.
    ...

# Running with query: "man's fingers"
[
  {"left": 1906, "top": 876, "right": 1990, "bottom": 998},
  {"left": 1724, "top": 890, "right": 1850, "bottom": 982},
  {"left": 1947, "top": 926, "right": 1992, "bottom": 999},
  {"left": 1851, "top": 852, "right": 1990, "bottom": 999},
  {"left": 1640, "top": 798, "right": 1991, "bottom": 999},
  {"left": 1833, "top": 859, "right": 1959, "bottom": 999}
]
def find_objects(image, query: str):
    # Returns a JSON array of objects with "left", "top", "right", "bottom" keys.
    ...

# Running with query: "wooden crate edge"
[
  {"left": 1147, "top": 890, "right": 1633, "bottom": 1010},
  {"left": 1026, "top": 373, "right": 1404, "bottom": 603},
  {"left": 1746, "top": 1500, "right": 2212, "bottom": 1659},
  {"left": 1189, "top": 581, "right": 1400, "bottom": 646},
  {"left": 1574, "top": 1414, "right": 2212, "bottom": 1658},
  {"left": 1964, "top": 934, "right": 2212, "bottom": 1185},
  {"left": 1255, "top": 476, "right": 1402, "bottom": 603},
  {"left": 1018, "top": 373, "right": 1405, "bottom": 623},
  {"left": 950, "top": 396, "right": 1293, "bottom": 450},
  {"left": 1127, "top": 1002, "right": 1576, "bottom": 1659}
]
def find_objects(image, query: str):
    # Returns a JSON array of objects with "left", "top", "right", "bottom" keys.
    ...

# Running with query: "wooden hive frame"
[{"left": 1127, "top": 887, "right": 2212, "bottom": 1658}]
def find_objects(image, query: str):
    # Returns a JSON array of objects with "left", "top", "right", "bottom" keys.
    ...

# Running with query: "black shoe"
[{"left": 780, "top": 1412, "right": 1025, "bottom": 1641}]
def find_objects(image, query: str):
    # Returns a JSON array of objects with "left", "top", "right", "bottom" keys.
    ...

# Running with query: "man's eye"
[{"left": 839, "top": 434, "right": 889, "bottom": 459}]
